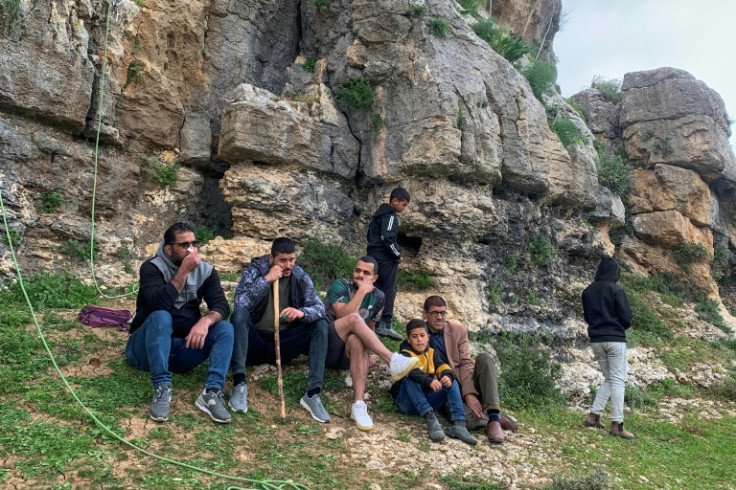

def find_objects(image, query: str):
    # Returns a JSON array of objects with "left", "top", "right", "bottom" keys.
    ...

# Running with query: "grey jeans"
[{"left": 590, "top": 341, "right": 627, "bottom": 423}]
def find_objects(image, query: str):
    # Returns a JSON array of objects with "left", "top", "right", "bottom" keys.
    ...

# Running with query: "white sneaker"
[
  {"left": 351, "top": 400, "right": 374, "bottom": 431},
  {"left": 389, "top": 353, "right": 420, "bottom": 380}
]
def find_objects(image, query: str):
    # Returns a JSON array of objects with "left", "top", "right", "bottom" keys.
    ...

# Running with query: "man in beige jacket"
[{"left": 423, "top": 295, "right": 517, "bottom": 444}]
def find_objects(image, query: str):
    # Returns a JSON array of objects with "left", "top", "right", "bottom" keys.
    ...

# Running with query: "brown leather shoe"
[
  {"left": 485, "top": 420, "right": 504, "bottom": 444},
  {"left": 609, "top": 422, "right": 635, "bottom": 439},
  {"left": 584, "top": 412, "right": 605, "bottom": 429},
  {"left": 499, "top": 413, "right": 517, "bottom": 432}
]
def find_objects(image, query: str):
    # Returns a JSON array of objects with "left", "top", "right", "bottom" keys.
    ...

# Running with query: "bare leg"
[
  {"left": 346, "top": 335, "right": 369, "bottom": 401},
  {"left": 333, "top": 313, "right": 393, "bottom": 364}
]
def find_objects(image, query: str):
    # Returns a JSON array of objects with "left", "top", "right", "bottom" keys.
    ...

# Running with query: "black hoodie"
[
  {"left": 581, "top": 256, "right": 632, "bottom": 343},
  {"left": 366, "top": 203, "right": 401, "bottom": 260}
]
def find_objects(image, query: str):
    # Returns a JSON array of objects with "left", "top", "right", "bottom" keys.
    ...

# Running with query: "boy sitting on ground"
[{"left": 391, "top": 319, "right": 477, "bottom": 445}]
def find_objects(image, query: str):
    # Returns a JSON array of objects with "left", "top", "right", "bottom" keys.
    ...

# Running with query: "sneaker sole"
[
  {"left": 149, "top": 414, "right": 169, "bottom": 422},
  {"left": 195, "top": 399, "right": 232, "bottom": 424},
  {"left": 228, "top": 400, "right": 248, "bottom": 414},
  {"left": 351, "top": 415, "right": 374, "bottom": 431},
  {"left": 392, "top": 356, "right": 420, "bottom": 381},
  {"left": 300, "top": 398, "right": 331, "bottom": 423}
]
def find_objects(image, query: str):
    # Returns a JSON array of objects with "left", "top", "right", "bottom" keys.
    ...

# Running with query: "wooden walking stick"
[{"left": 273, "top": 280, "right": 286, "bottom": 423}]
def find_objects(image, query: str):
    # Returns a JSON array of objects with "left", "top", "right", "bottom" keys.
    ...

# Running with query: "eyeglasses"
[
  {"left": 170, "top": 241, "right": 200, "bottom": 248},
  {"left": 429, "top": 311, "right": 448, "bottom": 318}
]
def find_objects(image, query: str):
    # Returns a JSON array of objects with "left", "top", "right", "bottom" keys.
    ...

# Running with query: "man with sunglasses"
[
  {"left": 423, "top": 295, "right": 517, "bottom": 444},
  {"left": 126, "top": 222, "right": 234, "bottom": 424}
]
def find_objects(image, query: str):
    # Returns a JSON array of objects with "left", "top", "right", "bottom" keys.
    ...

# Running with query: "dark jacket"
[
  {"left": 366, "top": 203, "right": 401, "bottom": 260},
  {"left": 130, "top": 259, "right": 230, "bottom": 338},
  {"left": 582, "top": 256, "right": 632, "bottom": 343},
  {"left": 390, "top": 339, "right": 455, "bottom": 397},
  {"left": 233, "top": 255, "right": 325, "bottom": 324}
]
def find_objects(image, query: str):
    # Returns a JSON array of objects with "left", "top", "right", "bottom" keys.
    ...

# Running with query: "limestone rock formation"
[
  {"left": 574, "top": 67, "right": 736, "bottom": 297},
  {"left": 1, "top": 1, "right": 735, "bottom": 363}
]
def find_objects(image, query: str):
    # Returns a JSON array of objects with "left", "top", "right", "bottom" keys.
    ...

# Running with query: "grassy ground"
[{"left": 1, "top": 273, "right": 735, "bottom": 489}]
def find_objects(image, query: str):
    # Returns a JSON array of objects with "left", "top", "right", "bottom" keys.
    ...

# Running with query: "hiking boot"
[
  {"left": 389, "top": 353, "right": 420, "bottom": 380},
  {"left": 424, "top": 411, "right": 445, "bottom": 442},
  {"left": 610, "top": 422, "right": 635, "bottom": 439},
  {"left": 485, "top": 420, "right": 504, "bottom": 444},
  {"left": 300, "top": 393, "right": 331, "bottom": 423},
  {"left": 447, "top": 420, "right": 478, "bottom": 445},
  {"left": 150, "top": 385, "right": 171, "bottom": 422},
  {"left": 376, "top": 321, "right": 403, "bottom": 341},
  {"left": 228, "top": 382, "right": 248, "bottom": 413},
  {"left": 499, "top": 413, "right": 518, "bottom": 432},
  {"left": 584, "top": 412, "right": 605, "bottom": 429},
  {"left": 350, "top": 400, "right": 374, "bottom": 431},
  {"left": 195, "top": 389, "right": 232, "bottom": 424}
]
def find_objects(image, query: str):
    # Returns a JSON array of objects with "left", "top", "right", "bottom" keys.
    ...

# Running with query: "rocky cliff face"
[{"left": 1, "top": 1, "right": 735, "bottom": 347}]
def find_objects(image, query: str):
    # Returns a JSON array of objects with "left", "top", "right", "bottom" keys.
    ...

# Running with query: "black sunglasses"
[{"left": 170, "top": 241, "right": 200, "bottom": 248}]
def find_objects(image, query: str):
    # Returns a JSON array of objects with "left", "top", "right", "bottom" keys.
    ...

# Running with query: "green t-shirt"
[
  {"left": 324, "top": 278, "right": 384, "bottom": 325},
  {"left": 255, "top": 276, "right": 291, "bottom": 333}
]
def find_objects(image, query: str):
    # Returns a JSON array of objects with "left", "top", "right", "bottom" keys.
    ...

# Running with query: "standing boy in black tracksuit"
[{"left": 366, "top": 187, "right": 410, "bottom": 340}]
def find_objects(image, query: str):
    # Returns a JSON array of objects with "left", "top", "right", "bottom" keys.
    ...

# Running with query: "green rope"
[
  {"left": 88, "top": 0, "right": 137, "bottom": 299},
  {"left": 0, "top": 2, "right": 308, "bottom": 488}
]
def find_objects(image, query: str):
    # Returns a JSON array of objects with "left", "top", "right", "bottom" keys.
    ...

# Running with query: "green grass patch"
[
  {"left": 695, "top": 299, "right": 732, "bottom": 333},
  {"left": 426, "top": 17, "right": 450, "bottom": 38},
  {"left": 673, "top": 241, "right": 709, "bottom": 271},
  {"left": 472, "top": 18, "right": 530, "bottom": 64},
  {"left": 595, "top": 141, "right": 628, "bottom": 195},
  {"left": 397, "top": 269, "right": 434, "bottom": 291},
  {"left": 545, "top": 468, "right": 609, "bottom": 490},
  {"left": 334, "top": 77, "right": 374, "bottom": 111},
  {"left": 2, "top": 271, "right": 98, "bottom": 310},
  {"left": 493, "top": 333, "right": 565, "bottom": 409},
  {"left": 301, "top": 57, "right": 318, "bottom": 73},
  {"left": 406, "top": 3, "right": 426, "bottom": 19},
  {"left": 591, "top": 76, "right": 622, "bottom": 104},
  {"left": 297, "top": 239, "right": 357, "bottom": 291},
  {"left": 312, "top": 0, "right": 330, "bottom": 12},
  {"left": 38, "top": 192, "right": 63, "bottom": 214},
  {"left": 528, "top": 234, "right": 558, "bottom": 268},
  {"left": 522, "top": 59, "right": 557, "bottom": 102},
  {"left": 625, "top": 291, "right": 673, "bottom": 347},
  {"left": 141, "top": 154, "right": 180, "bottom": 187},
  {"left": 548, "top": 110, "right": 584, "bottom": 151}
]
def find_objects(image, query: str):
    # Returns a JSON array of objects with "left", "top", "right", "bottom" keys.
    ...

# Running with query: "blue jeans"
[
  {"left": 125, "top": 310, "right": 233, "bottom": 390},
  {"left": 230, "top": 307, "right": 327, "bottom": 391},
  {"left": 395, "top": 378, "right": 466, "bottom": 421},
  {"left": 590, "top": 341, "right": 627, "bottom": 422}
]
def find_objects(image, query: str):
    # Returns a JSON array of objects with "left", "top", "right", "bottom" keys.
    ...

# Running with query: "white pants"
[{"left": 590, "top": 342, "right": 627, "bottom": 423}]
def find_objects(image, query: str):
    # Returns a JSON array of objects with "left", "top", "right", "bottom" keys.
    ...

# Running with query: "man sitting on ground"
[
  {"left": 324, "top": 255, "right": 420, "bottom": 431},
  {"left": 423, "top": 295, "right": 517, "bottom": 443},
  {"left": 126, "top": 222, "right": 234, "bottom": 424},
  {"left": 229, "top": 238, "right": 330, "bottom": 422}
]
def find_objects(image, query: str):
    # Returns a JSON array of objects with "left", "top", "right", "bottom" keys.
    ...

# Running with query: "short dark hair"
[
  {"left": 423, "top": 295, "right": 447, "bottom": 312},
  {"left": 406, "top": 319, "right": 428, "bottom": 335},
  {"left": 164, "top": 222, "right": 195, "bottom": 245},
  {"left": 390, "top": 187, "right": 410, "bottom": 203},
  {"left": 271, "top": 237, "right": 296, "bottom": 257},
  {"left": 358, "top": 255, "right": 379, "bottom": 275}
]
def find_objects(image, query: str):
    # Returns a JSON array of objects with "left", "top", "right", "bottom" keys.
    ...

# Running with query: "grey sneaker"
[
  {"left": 229, "top": 382, "right": 248, "bottom": 413},
  {"left": 447, "top": 420, "right": 478, "bottom": 445},
  {"left": 376, "top": 321, "right": 403, "bottom": 340},
  {"left": 424, "top": 411, "right": 445, "bottom": 442},
  {"left": 389, "top": 353, "right": 420, "bottom": 380},
  {"left": 150, "top": 385, "right": 171, "bottom": 422},
  {"left": 300, "top": 393, "right": 331, "bottom": 423},
  {"left": 195, "top": 389, "right": 232, "bottom": 423}
]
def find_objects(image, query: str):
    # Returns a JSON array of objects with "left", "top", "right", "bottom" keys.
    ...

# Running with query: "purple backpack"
[{"left": 78, "top": 305, "right": 132, "bottom": 331}]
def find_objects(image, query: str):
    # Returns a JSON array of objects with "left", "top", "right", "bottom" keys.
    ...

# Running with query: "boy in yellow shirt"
[{"left": 391, "top": 319, "right": 477, "bottom": 444}]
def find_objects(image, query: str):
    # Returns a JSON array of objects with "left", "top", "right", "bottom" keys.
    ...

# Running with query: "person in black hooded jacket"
[
  {"left": 366, "top": 187, "right": 410, "bottom": 340},
  {"left": 582, "top": 255, "right": 635, "bottom": 439}
]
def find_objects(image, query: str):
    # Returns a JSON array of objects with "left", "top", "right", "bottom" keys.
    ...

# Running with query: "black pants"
[{"left": 375, "top": 257, "right": 398, "bottom": 325}]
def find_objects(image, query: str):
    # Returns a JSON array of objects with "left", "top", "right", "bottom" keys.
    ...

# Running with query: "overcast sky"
[{"left": 554, "top": 0, "right": 735, "bottom": 144}]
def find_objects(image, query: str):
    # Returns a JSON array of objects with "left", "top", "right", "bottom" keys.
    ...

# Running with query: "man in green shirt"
[{"left": 325, "top": 256, "right": 419, "bottom": 431}]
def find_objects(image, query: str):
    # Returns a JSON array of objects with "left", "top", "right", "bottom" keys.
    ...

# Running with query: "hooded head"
[{"left": 594, "top": 255, "right": 620, "bottom": 282}]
